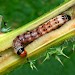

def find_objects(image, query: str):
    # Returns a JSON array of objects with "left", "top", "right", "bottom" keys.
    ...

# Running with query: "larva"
[{"left": 13, "top": 14, "right": 71, "bottom": 57}]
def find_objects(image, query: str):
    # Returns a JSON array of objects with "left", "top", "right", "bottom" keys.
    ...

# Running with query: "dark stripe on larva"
[{"left": 13, "top": 14, "right": 71, "bottom": 57}]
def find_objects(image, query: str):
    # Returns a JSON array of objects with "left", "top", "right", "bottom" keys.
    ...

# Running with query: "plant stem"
[{"left": 0, "top": 0, "right": 75, "bottom": 52}]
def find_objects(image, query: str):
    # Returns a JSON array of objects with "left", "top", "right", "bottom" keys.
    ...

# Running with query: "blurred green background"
[
  {"left": 0, "top": 0, "right": 64, "bottom": 29},
  {"left": 0, "top": 0, "right": 75, "bottom": 75}
]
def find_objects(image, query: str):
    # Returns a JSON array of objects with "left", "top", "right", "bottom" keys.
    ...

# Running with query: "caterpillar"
[{"left": 13, "top": 14, "right": 71, "bottom": 57}]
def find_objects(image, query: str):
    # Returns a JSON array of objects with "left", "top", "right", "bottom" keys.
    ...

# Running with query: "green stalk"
[
  {"left": 0, "top": 28, "right": 75, "bottom": 74},
  {"left": 0, "top": 0, "right": 75, "bottom": 52},
  {"left": 0, "top": 19, "right": 75, "bottom": 74}
]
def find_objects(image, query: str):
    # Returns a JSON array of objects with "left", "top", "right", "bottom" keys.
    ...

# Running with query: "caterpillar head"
[{"left": 16, "top": 47, "right": 27, "bottom": 57}]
